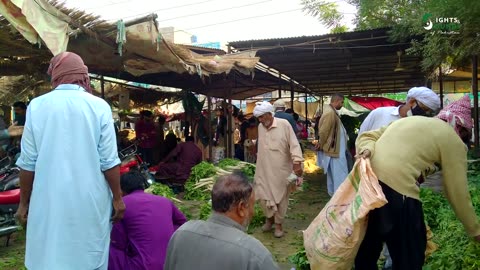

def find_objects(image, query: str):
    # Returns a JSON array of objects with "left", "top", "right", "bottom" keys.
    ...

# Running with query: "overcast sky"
[{"left": 63, "top": 0, "right": 357, "bottom": 44}]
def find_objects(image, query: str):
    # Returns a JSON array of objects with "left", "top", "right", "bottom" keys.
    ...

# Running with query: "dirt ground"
[
  {"left": 0, "top": 150, "right": 329, "bottom": 269},
  {"left": 252, "top": 167, "right": 328, "bottom": 269},
  {"left": 0, "top": 231, "right": 26, "bottom": 270}
]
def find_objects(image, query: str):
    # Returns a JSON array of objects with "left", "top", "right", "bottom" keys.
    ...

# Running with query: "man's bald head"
[{"left": 330, "top": 93, "right": 345, "bottom": 110}]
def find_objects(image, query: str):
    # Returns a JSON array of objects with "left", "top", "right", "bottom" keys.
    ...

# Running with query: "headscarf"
[
  {"left": 436, "top": 94, "right": 472, "bottom": 135},
  {"left": 253, "top": 101, "right": 274, "bottom": 117},
  {"left": 47, "top": 52, "right": 92, "bottom": 93},
  {"left": 407, "top": 87, "right": 441, "bottom": 112}
]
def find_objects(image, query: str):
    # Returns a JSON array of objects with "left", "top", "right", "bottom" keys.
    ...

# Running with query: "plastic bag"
[{"left": 303, "top": 158, "right": 388, "bottom": 270}]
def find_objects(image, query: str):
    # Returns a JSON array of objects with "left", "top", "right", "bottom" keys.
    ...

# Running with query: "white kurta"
[
  {"left": 358, "top": 106, "right": 401, "bottom": 135},
  {"left": 254, "top": 118, "right": 303, "bottom": 206},
  {"left": 16, "top": 84, "right": 120, "bottom": 270},
  {"left": 319, "top": 124, "right": 349, "bottom": 196}
]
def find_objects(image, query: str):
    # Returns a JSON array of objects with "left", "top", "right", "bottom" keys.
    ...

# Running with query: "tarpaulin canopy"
[
  {"left": 0, "top": 0, "right": 272, "bottom": 100},
  {"left": 343, "top": 98, "right": 371, "bottom": 113},
  {"left": 349, "top": 97, "right": 403, "bottom": 110}
]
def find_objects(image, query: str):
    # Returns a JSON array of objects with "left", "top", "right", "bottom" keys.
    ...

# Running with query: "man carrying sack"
[{"left": 355, "top": 95, "right": 480, "bottom": 270}]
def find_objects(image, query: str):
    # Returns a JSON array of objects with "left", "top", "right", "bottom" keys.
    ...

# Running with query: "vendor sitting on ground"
[
  {"left": 109, "top": 171, "right": 186, "bottom": 270},
  {"left": 154, "top": 136, "right": 202, "bottom": 185},
  {"left": 354, "top": 95, "right": 480, "bottom": 270}
]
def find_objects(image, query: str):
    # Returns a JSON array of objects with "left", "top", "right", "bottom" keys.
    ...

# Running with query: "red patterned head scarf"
[
  {"left": 47, "top": 52, "right": 92, "bottom": 93},
  {"left": 436, "top": 94, "right": 472, "bottom": 135}
]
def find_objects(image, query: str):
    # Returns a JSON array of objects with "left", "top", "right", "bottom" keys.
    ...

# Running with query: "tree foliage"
[
  {"left": 301, "top": 0, "right": 480, "bottom": 72},
  {"left": 302, "top": 0, "right": 346, "bottom": 32}
]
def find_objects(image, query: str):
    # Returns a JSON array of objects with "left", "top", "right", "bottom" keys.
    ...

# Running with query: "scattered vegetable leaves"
[
  {"left": 288, "top": 246, "right": 310, "bottom": 270},
  {"left": 247, "top": 204, "right": 264, "bottom": 234}
]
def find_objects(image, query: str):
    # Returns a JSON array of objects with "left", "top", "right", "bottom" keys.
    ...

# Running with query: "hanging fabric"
[{"left": 116, "top": 20, "right": 126, "bottom": 56}]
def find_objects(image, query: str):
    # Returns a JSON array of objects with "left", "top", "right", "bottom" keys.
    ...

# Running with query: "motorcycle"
[
  {"left": 0, "top": 142, "right": 154, "bottom": 246},
  {"left": 0, "top": 147, "right": 21, "bottom": 246},
  {"left": 118, "top": 142, "right": 154, "bottom": 188}
]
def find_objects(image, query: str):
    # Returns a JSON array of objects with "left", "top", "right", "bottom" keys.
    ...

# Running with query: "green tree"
[
  {"left": 302, "top": 0, "right": 480, "bottom": 72},
  {"left": 302, "top": 0, "right": 347, "bottom": 32}
]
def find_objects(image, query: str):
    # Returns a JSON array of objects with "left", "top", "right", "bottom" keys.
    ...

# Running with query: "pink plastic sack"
[{"left": 303, "top": 158, "right": 388, "bottom": 270}]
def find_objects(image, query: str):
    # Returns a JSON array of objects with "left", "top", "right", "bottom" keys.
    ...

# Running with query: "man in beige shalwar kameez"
[{"left": 253, "top": 101, "right": 304, "bottom": 238}]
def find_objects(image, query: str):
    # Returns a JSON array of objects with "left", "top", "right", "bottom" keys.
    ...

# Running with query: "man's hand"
[
  {"left": 8, "top": 126, "right": 24, "bottom": 137},
  {"left": 355, "top": 150, "right": 371, "bottom": 159},
  {"left": 15, "top": 204, "right": 29, "bottom": 226},
  {"left": 293, "top": 163, "right": 303, "bottom": 177},
  {"left": 111, "top": 198, "right": 126, "bottom": 223},
  {"left": 296, "top": 177, "right": 304, "bottom": 187}
]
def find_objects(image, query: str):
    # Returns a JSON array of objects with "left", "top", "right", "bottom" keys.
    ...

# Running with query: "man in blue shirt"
[{"left": 273, "top": 99, "right": 298, "bottom": 134}]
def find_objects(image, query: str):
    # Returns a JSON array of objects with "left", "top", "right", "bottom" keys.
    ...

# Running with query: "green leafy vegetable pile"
[
  {"left": 199, "top": 201, "right": 212, "bottom": 220},
  {"left": 422, "top": 175, "right": 480, "bottom": 270},
  {"left": 241, "top": 163, "right": 256, "bottom": 182},
  {"left": 184, "top": 162, "right": 217, "bottom": 201},
  {"left": 217, "top": 158, "right": 240, "bottom": 169},
  {"left": 145, "top": 183, "right": 176, "bottom": 200},
  {"left": 179, "top": 160, "right": 263, "bottom": 230}
]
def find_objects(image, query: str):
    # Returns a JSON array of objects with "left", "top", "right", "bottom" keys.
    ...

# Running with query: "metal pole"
[
  {"left": 207, "top": 95, "right": 213, "bottom": 162},
  {"left": 101, "top": 76, "right": 105, "bottom": 99},
  {"left": 278, "top": 73, "right": 282, "bottom": 99},
  {"left": 305, "top": 92, "right": 308, "bottom": 126},
  {"left": 290, "top": 80, "right": 294, "bottom": 110},
  {"left": 439, "top": 66, "right": 444, "bottom": 109},
  {"left": 473, "top": 55, "right": 479, "bottom": 152}
]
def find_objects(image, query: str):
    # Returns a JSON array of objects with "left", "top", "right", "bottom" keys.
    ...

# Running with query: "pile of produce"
[
  {"left": 184, "top": 159, "right": 257, "bottom": 201},
  {"left": 422, "top": 175, "right": 480, "bottom": 269},
  {"left": 288, "top": 173, "right": 480, "bottom": 270},
  {"left": 184, "top": 162, "right": 217, "bottom": 201},
  {"left": 145, "top": 183, "right": 180, "bottom": 203},
  {"left": 180, "top": 159, "right": 264, "bottom": 231}
]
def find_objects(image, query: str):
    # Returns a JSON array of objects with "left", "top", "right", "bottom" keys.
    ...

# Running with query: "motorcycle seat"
[{"left": 0, "top": 189, "right": 20, "bottom": 204}]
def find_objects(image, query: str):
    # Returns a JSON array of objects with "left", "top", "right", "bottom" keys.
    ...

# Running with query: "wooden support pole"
[
  {"left": 439, "top": 66, "right": 444, "bottom": 109},
  {"left": 101, "top": 76, "right": 105, "bottom": 99},
  {"left": 473, "top": 55, "right": 479, "bottom": 152},
  {"left": 229, "top": 97, "right": 233, "bottom": 158},
  {"left": 207, "top": 95, "right": 213, "bottom": 162}
]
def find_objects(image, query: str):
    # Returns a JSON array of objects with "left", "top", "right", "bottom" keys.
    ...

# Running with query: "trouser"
[
  {"left": 354, "top": 181, "right": 427, "bottom": 270},
  {"left": 326, "top": 157, "right": 349, "bottom": 196},
  {"left": 196, "top": 141, "right": 210, "bottom": 161},
  {"left": 259, "top": 193, "right": 289, "bottom": 224},
  {"left": 234, "top": 144, "right": 244, "bottom": 161}
]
